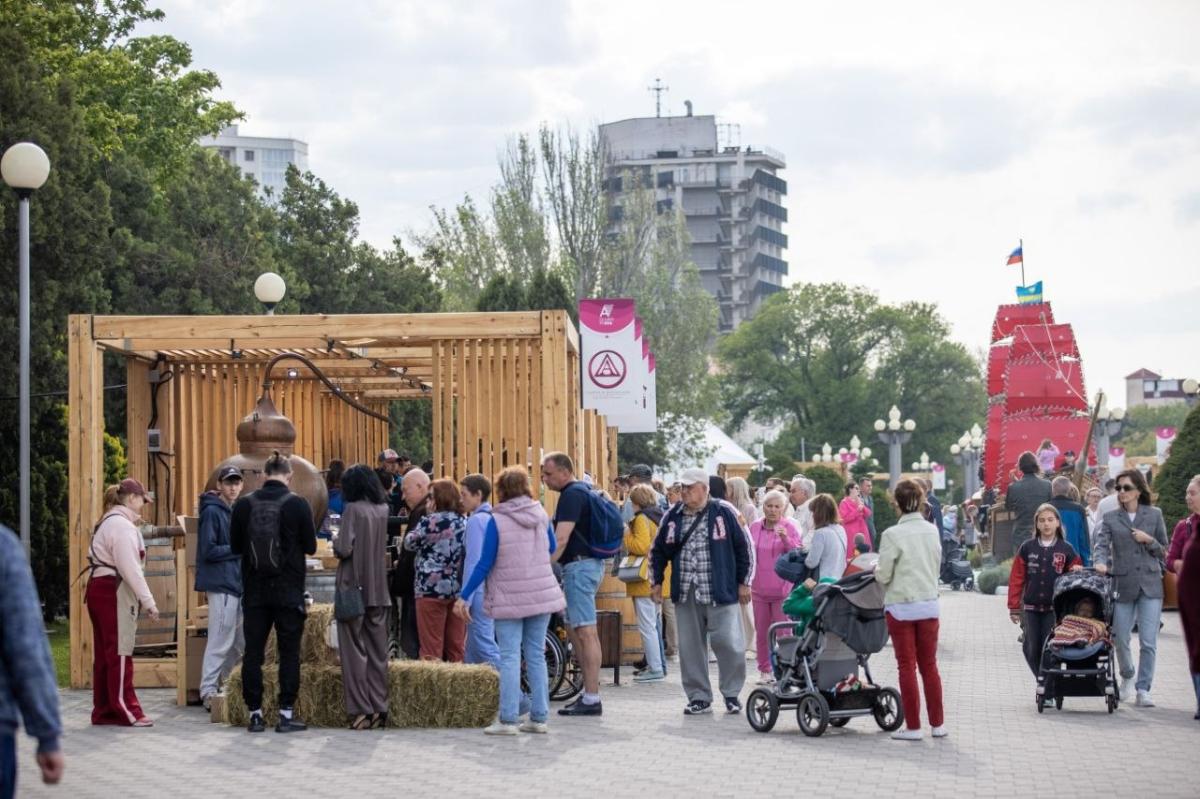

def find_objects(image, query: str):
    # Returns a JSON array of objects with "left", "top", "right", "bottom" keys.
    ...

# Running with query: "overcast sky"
[{"left": 146, "top": 0, "right": 1200, "bottom": 414}]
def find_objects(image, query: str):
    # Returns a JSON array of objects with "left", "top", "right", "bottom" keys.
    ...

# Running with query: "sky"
[{"left": 144, "top": 0, "right": 1200, "bottom": 413}]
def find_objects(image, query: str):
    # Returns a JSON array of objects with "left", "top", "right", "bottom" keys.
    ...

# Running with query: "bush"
[
  {"left": 1154, "top": 401, "right": 1200, "bottom": 533},
  {"left": 968, "top": 548, "right": 984, "bottom": 570},
  {"left": 871, "top": 486, "right": 898, "bottom": 533},
  {"left": 806, "top": 465, "right": 845, "bottom": 498},
  {"left": 976, "top": 558, "right": 1013, "bottom": 595}
]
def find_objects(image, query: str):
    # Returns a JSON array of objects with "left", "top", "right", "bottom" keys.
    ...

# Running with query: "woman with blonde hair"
[
  {"left": 624, "top": 484, "right": 666, "bottom": 682},
  {"left": 726, "top": 477, "right": 759, "bottom": 525}
]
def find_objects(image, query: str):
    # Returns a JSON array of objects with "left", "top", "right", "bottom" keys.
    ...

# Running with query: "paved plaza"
[{"left": 16, "top": 590, "right": 1199, "bottom": 798}]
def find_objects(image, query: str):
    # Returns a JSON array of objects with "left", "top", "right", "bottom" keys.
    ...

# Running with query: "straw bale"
[{"left": 262, "top": 604, "right": 339, "bottom": 667}]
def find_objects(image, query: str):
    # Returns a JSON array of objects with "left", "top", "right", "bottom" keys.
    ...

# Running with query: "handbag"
[
  {"left": 334, "top": 584, "right": 365, "bottom": 621},
  {"left": 616, "top": 555, "right": 649, "bottom": 583}
]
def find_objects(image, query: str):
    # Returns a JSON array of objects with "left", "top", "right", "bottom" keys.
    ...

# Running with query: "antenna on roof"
[{"left": 647, "top": 78, "right": 669, "bottom": 118}]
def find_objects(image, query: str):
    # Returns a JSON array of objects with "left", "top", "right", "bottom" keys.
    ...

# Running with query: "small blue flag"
[{"left": 1016, "top": 281, "right": 1043, "bottom": 304}]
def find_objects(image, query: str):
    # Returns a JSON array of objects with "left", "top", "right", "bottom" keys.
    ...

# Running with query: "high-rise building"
[
  {"left": 198, "top": 125, "right": 309, "bottom": 202},
  {"left": 599, "top": 111, "right": 787, "bottom": 332}
]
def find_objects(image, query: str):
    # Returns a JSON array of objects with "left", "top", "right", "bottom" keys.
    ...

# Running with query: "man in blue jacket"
[
  {"left": 651, "top": 468, "right": 752, "bottom": 716},
  {"left": 195, "top": 465, "right": 245, "bottom": 711},
  {"left": 0, "top": 525, "right": 64, "bottom": 798}
]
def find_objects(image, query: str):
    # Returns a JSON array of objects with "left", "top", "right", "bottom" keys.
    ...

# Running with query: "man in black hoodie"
[
  {"left": 230, "top": 453, "right": 317, "bottom": 733},
  {"left": 195, "top": 465, "right": 245, "bottom": 711}
]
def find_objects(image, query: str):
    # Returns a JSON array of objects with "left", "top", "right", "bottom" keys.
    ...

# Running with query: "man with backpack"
[
  {"left": 541, "top": 452, "right": 624, "bottom": 717},
  {"left": 230, "top": 451, "right": 317, "bottom": 734}
]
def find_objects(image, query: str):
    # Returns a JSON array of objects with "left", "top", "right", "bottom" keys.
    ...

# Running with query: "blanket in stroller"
[{"left": 1050, "top": 614, "right": 1108, "bottom": 647}]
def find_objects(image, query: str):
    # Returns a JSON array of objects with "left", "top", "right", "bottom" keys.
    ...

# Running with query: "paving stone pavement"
[{"left": 14, "top": 590, "right": 1199, "bottom": 798}]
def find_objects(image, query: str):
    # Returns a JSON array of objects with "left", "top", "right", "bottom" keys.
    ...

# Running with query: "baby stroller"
[
  {"left": 940, "top": 536, "right": 974, "bottom": 591},
  {"left": 1036, "top": 569, "right": 1118, "bottom": 713},
  {"left": 746, "top": 570, "right": 904, "bottom": 737}
]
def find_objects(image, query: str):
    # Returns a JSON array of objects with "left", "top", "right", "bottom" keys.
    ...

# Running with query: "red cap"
[{"left": 118, "top": 478, "right": 153, "bottom": 502}]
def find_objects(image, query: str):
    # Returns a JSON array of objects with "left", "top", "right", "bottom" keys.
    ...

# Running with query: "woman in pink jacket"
[
  {"left": 839, "top": 481, "right": 873, "bottom": 558},
  {"left": 86, "top": 479, "right": 159, "bottom": 727},
  {"left": 749, "top": 490, "right": 802, "bottom": 683}
]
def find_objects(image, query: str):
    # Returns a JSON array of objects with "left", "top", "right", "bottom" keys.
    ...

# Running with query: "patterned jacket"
[{"left": 404, "top": 510, "right": 468, "bottom": 599}]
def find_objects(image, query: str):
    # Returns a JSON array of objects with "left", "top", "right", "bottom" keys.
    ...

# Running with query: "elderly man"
[
  {"left": 651, "top": 468, "right": 751, "bottom": 716},
  {"left": 789, "top": 477, "right": 816, "bottom": 546},
  {"left": 393, "top": 467, "right": 431, "bottom": 660}
]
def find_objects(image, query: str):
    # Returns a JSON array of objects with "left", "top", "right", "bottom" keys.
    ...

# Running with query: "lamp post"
[
  {"left": 254, "top": 271, "right": 287, "bottom": 315},
  {"left": 874, "top": 405, "right": 915, "bottom": 489},
  {"left": 2, "top": 142, "right": 51, "bottom": 558},
  {"left": 1093, "top": 401, "right": 1125, "bottom": 469},
  {"left": 1184, "top": 378, "right": 1198, "bottom": 408},
  {"left": 950, "top": 423, "right": 983, "bottom": 500},
  {"left": 811, "top": 436, "right": 874, "bottom": 471}
]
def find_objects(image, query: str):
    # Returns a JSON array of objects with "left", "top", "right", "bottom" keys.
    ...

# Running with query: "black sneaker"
[
  {"left": 275, "top": 715, "right": 308, "bottom": 733},
  {"left": 557, "top": 698, "right": 602, "bottom": 717},
  {"left": 724, "top": 696, "right": 742, "bottom": 714},
  {"left": 683, "top": 700, "right": 712, "bottom": 715},
  {"left": 247, "top": 712, "right": 265, "bottom": 734}
]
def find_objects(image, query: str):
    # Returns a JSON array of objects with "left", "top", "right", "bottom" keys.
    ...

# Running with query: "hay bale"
[
  {"left": 224, "top": 660, "right": 499, "bottom": 728},
  {"left": 262, "top": 604, "right": 339, "bottom": 668}
]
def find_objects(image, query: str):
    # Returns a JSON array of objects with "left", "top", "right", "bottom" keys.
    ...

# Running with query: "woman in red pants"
[
  {"left": 86, "top": 478, "right": 159, "bottom": 727},
  {"left": 874, "top": 479, "right": 945, "bottom": 741}
]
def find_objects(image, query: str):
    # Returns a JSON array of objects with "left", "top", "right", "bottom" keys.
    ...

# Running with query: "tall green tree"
[
  {"left": 1154, "top": 402, "right": 1200, "bottom": 530},
  {"left": 538, "top": 124, "right": 608, "bottom": 299}
]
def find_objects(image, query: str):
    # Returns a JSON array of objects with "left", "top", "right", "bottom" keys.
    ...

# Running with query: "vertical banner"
[
  {"left": 579, "top": 299, "right": 656, "bottom": 432},
  {"left": 1108, "top": 446, "right": 1126, "bottom": 474},
  {"left": 931, "top": 462, "right": 947, "bottom": 491},
  {"left": 1156, "top": 426, "right": 1177, "bottom": 464}
]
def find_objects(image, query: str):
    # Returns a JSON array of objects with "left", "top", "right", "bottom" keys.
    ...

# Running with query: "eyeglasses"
[{"left": 1116, "top": 484, "right": 1137, "bottom": 493}]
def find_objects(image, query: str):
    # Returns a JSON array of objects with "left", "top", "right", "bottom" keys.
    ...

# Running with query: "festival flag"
[
  {"left": 1156, "top": 426, "right": 1177, "bottom": 464},
  {"left": 1006, "top": 244, "right": 1023, "bottom": 266},
  {"left": 1015, "top": 281, "right": 1043, "bottom": 304}
]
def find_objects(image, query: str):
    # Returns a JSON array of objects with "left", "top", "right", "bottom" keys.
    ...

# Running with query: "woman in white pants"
[{"left": 625, "top": 485, "right": 666, "bottom": 682}]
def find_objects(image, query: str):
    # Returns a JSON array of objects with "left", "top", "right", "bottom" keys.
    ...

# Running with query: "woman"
[
  {"left": 403, "top": 478, "right": 468, "bottom": 662},
  {"left": 1007, "top": 504, "right": 1083, "bottom": 681},
  {"left": 1084, "top": 486, "right": 1104, "bottom": 544},
  {"left": 86, "top": 478, "right": 159, "bottom": 727},
  {"left": 1094, "top": 469, "right": 1169, "bottom": 708},
  {"left": 839, "top": 481, "right": 873, "bottom": 557},
  {"left": 325, "top": 458, "right": 346, "bottom": 515},
  {"left": 748, "top": 490, "right": 802, "bottom": 683},
  {"left": 875, "top": 479, "right": 945, "bottom": 741},
  {"left": 727, "top": 476, "right": 759, "bottom": 526},
  {"left": 334, "top": 465, "right": 391, "bottom": 729},
  {"left": 624, "top": 485, "right": 666, "bottom": 682},
  {"left": 1169, "top": 474, "right": 1200, "bottom": 719},
  {"left": 455, "top": 466, "right": 566, "bottom": 735},
  {"left": 711, "top": 474, "right": 755, "bottom": 654},
  {"left": 804, "top": 494, "right": 847, "bottom": 582},
  {"left": 1037, "top": 438, "right": 1060, "bottom": 475}
]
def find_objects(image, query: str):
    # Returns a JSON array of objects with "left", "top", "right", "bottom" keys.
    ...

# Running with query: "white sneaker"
[
  {"left": 931, "top": 725, "right": 948, "bottom": 738},
  {"left": 891, "top": 728, "right": 923, "bottom": 741},
  {"left": 519, "top": 720, "right": 549, "bottom": 734},
  {"left": 1135, "top": 690, "right": 1155, "bottom": 708},
  {"left": 1119, "top": 678, "right": 1134, "bottom": 700},
  {"left": 483, "top": 721, "right": 519, "bottom": 735}
]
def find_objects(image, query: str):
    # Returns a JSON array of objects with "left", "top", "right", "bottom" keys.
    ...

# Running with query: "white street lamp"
[
  {"left": 874, "top": 419, "right": 886, "bottom": 432},
  {"left": 2, "top": 142, "right": 51, "bottom": 559},
  {"left": 876, "top": 406, "right": 916, "bottom": 488},
  {"left": 254, "top": 271, "right": 287, "bottom": 315}
]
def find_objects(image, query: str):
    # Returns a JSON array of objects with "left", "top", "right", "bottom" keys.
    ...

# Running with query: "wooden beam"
[{"left": 540, "top": 311, "right": 570, "bottom": 514}]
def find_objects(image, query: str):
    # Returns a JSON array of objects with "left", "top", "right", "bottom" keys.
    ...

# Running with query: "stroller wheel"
[
  {"left": 1107, "top": 695, "right": 1116, "bottom": 714},
  {"left": 796, "top": 692, "right": 829, "bottom": 737},
  {"left": 872, "top": 687, "right": 904, "bottom": 732},
  {"left": 746, "top": 689, "right": 779, "bottom": 733},
  {"left": 1037, "top": 693, "right": 1045, "bottom": 714}
]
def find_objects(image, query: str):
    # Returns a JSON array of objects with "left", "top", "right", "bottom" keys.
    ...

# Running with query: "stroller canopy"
[
  {"left": 1052, "top": 569, "right": 1111, "bottom": 621},
  {"left": 812, "top": 571, "right": 888, "bottom": 655}
]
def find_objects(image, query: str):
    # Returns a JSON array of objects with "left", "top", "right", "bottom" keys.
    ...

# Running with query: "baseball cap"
[
  {"left": 629, "top": 464, "right": 653, "bottom": 479},
  {"left": 378, "top": 448, "right": 399, "bottom": 463},
  {"left": 118, "top": 478, "right": 153, "bottom": 501},
  {"left": 678, "top": 468, "right": 708, "bottom": 486},
  {"left": 217, "top": 465, "right": 244, "bottom": 483}
]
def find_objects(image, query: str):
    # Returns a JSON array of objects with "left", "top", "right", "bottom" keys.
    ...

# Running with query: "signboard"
[
  {"left": 931, "top": 462, "right": 947, "bottom": 491},
  {"left": 1108, "top": 446, "right": 1125, "bottom": 474},
  {"left": 579, "top": 299, "right": 656, "bottom": 432},
  {"left": 1156, "top": 427, "right": 1177, "bottom": 465}
]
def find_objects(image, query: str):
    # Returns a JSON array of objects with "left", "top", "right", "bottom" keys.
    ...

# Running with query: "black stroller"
[
  {"left": 940, "top": 533, "right": 974, "bottom": 591},
  {"left": 1036, "top": 569, "right": 1118, "bottom": 713},
  {"left": 746, "top": 569, "right": 904, "bottom": 737}
]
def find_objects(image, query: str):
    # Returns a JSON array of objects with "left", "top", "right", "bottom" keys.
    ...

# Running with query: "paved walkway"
[{"left": 15, "top": 591, "right": 1199, "bottom": 798}]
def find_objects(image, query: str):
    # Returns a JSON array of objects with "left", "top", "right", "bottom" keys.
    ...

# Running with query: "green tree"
[
  {"left": 539, "top": 124, "right": 608, "bottom": 300},
  {"left": 476, "top": 273, "right": 527, "bottom": 313},
  {"left": 1112, "top": 404, "right": 1191, "bottom": 457},
  {"left": 1154, "top": 402, "right": 1200, "bottom": 530}
]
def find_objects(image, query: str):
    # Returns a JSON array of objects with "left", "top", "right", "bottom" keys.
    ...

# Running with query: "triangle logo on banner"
[{"left": 594, "top": 354, "right": 622, "bottom": 378}]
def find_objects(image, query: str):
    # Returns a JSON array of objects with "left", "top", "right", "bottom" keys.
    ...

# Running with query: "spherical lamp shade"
[
  {"left": 970, "top": 423, "right": 982, "bottom": 438},
  {"left": 874, "top": 419, "right": 886, "bottom": 432},
  {"left": 1, "top": 143, "right": 51, "bottom": 191},
  {"left": 860, "top": 447, "right": 872, "bottom": 459},
  {"left": 1111, "top": 406, "right": 1126, "bottom": 421},
  {"left": 1184, "top": 377, "right": 1199, "bottom": 395},
  {"left": 888, "top": 405, "right": 901, "bottom": 422},
  {"left": 254, "top": 272, "right": 287, "bottom": 306},
  {"left": 903, "top": 419, "right": 916, "bottom": 432},
  {"left": 887, "top": 419, "right": 900, "bottom": 431},
  {"left": 950, "top": 444, "right": 961, "bottom": 455},
  {"left": 911, "top": 462, "right": 919, "bottom": 471}
]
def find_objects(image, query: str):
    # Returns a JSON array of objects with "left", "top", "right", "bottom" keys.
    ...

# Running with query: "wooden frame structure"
[{"left": 67, "top": 310, "right": 616, "bottom": 689}]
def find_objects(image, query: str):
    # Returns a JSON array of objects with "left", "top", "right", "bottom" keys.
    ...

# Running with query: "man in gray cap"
[
  {"left": 651, "top": 468, "right": 751, "bottom": 715},
  {"left": 621, "top": 463, "right": 665, "bottom": 523},
  {"left": 195, "top": 465, "right": 245, "bottom": 711}
]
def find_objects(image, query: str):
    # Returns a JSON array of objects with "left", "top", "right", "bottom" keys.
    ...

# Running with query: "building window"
[
  {"left": 657, "top": 170, "right": 674, "bottom": 188},
  {"left": 244, "top": 150, "right": 255, "bottom": 162}
]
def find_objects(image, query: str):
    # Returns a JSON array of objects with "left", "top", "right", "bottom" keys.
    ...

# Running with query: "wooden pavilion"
[{"left": 66, "top": 310, "right": 616, "bottom": 690}]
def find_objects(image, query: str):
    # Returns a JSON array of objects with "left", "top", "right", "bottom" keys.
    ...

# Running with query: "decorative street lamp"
[
  {"left": 811, "top": 436, "right": 874, "bottom": 469},
  {"left": 1183, "top": 378, "right": 1198, "bottom": 408},
  {"left": 1093, "top": 400, "right": 1126, "bottom": 469},
  {"left": 950, "top": 423, "right": 983, "bottom": 500},
  {"left": 911, "top": 451, "right": 933, "bottom": 472},
  {"left": 254, "top": 271, "right": 287, "bottom": 315},
  {"left": 2, "top": 142, "right": 51, "bottom": 558},
  {"left": 875, "top": 405, "right": 916, "bottom": 488}
]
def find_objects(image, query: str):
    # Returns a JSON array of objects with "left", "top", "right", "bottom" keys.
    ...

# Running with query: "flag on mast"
[
  {"left": 1016, "top": 281, "right": 1043, "bottom": 304},
  {"left": 1006, "top": 244, "right": 1023, "bottom": 266}
]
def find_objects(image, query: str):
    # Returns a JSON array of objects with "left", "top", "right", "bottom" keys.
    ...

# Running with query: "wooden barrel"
[
  {"left": 137, "top": 538, "right": 178, "bottom": 646},
  {"left": 596, "top": 571, "right": 644, "bottom": 665}
]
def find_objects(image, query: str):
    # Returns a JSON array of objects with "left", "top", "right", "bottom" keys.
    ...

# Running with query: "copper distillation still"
[{"left": 206, "top": 352, "right": 391, "bottom": 523}]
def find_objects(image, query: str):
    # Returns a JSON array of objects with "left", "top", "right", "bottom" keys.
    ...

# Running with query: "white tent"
[{"left": 663, "top": 420, "right": 758, "bottom": 483}]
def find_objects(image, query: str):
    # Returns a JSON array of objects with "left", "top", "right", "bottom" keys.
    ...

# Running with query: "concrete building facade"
[
  {"left": 599, "top": 113, "right": 787, "bottom": 333},
  {"left": 1124, "top": 368, "right": 1195, "bottom": 409},
  {"left": 198, "top": 125, "right": 309, "bottom": 202}
]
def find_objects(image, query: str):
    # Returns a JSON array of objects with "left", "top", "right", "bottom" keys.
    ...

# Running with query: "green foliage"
[
  {"left": 976, "top": 559, "right": 1013, "bottom": 595},
  {"left": 871, "top": 487, "right": 899, "bottom": 533},
  {"left": 804, "top": 465, "right": 845, "bottom": 498},
  {"left": 1153, "top": 402, "right": 1200, "bottom": 530},
  {"left": 103, "top": 431, "right": 127, "bottom": 486},
  {"left": 389, "top": 401, "right": 433, "bottom": 467},
  {"left": 968, "top": 548, "right": 984, "bottom": 570},
  {"left": 1113, "top": 403, "right": 1191, "bottom": 458}
]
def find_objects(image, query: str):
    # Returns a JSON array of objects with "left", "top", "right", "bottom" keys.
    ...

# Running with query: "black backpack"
[{"left": 245, "top": 492, "right": 286, "bottom": 577}]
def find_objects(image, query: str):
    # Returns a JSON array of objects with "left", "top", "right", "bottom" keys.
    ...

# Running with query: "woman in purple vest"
[{"left": 455, "top": 466, "right": 567, "bottom": 735}]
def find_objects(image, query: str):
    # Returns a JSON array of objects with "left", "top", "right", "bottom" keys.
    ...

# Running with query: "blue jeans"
[
  {"left": 496, "top": 613, "right": 551, "bottom": 724},
  {"left": 562, "top": 558, "right": 604, "bottom": 628},
  {"left": 1111, "top": 595, "right": 1163, "bottom": 691},
  {"left": 464, "top": 593, "right": 501, "bottom": 669},
  {"left": 1, "top": 733, "right": 14, "bottom": 799}
]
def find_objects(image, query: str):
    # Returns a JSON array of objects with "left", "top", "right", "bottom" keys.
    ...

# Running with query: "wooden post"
[
  {"left": 540, "top": 311, "right": 571, "bottom": 514},
  {"left": 126, "top": 360, "right": 153, "bottom": 518},
  {"left": 68, "top": 315, "right": 104, "bottom": 688}
]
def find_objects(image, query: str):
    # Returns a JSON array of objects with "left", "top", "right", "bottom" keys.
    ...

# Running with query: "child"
[
  {"left": 782, "top": 576, "right": 838, "bottom": 637},
  {"left": 1007, "top": 504, "right": 1083, "bottom": 681},
  {"left": 1050, "top": 596, "right": 1108, "bottom": 647}
]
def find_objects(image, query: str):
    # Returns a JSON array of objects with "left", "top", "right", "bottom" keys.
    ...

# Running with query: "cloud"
[
  {"left": 1074, "top": 74, "right": 1200, "bottom": 144},
  {"left": 1177, "top": 191, "right": 1200, "bottom": 224},
  {"left": 1077, "top": 192, "right": 1137, "bottom": 214}
]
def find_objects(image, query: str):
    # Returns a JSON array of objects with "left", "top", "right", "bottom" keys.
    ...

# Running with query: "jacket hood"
[
  {"left": 199, "top": 491, "right": 232, "bottom": 513},
  {"left": 493, "top": 495, "right": 549, "bottom": 528}
]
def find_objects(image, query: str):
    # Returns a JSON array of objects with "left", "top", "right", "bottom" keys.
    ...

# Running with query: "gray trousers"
[
  {"left": 338, "top": 606, "right": 391, "bottom": 715},
  {"left": 200, "top": 591, "right": 244, "bottom": 701},
  {"left": 676, "top": 595, "right": 746, "bottom": 704}
]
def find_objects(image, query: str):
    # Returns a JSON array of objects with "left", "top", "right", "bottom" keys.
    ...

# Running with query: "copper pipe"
[{"left": 260, "top": 352, "right": 391, "bottom": 423}]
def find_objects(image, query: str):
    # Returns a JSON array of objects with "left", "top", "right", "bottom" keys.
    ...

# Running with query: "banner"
[
  {"left": 931, "top": 462, "right": 947, "bottom": 491},
  {"left": 1108, "top": 446, "right": 1125, "bottom": 474},
  {"left": 1016, "top": 281, "right": 1043, "bottom": 304},
  {"left": 1156, "top": 426, "right": 1177, "bottom": 465},
  {"left": 579, "top": 299, "right": 656, "bottom": 432}
]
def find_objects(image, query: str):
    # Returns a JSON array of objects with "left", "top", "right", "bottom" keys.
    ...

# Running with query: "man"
[
  {"left": 541, "top": 452, "right": 605, "bottom": 716},
  {"left": 0, "top": 526, "right": 64, "bottom": 798},
  {"left": 459, "top": 474, "right": 499, "bottom": 667},
  {"left": 859, "top": 477, "right": 878, "bottom": 551},
  {"left": 924, "top": 479, "right": 946, "bottom": 541},
  {"left": 1049, "top": 476, "right": 1091, "bottom": 566},
  {"left": 1005, "top": 451, "right": 1052, "bottom": 552},
  {"left": 195, "top": 465, "right": 246, "bottom": 711},
  {"left": 789, "top": 477, "right": 816, "bottom": 545},
  {"left": 230, "top": 453, "right": 317, "bottom": 734},
  {"left": 651, "top": 468, "right": 751, "bottom": 715},
  {"left": 393, "top": 467, "right": 431, "bottom": 661},
  {"left": 378, "top": 449, "right": 404, "bottom": 515},
  {"left": 621, "top": 463, "right": 666, "bottom": 522}
]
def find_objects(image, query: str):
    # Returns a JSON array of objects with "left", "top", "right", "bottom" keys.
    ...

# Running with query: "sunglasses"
[{"left": 1116, "top": 484, "right": 1137, "bottom": 493}]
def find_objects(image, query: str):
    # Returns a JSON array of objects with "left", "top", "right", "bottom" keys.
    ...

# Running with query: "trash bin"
[{"left": 596, "top": 609, "right": 622, "bottom": 684}]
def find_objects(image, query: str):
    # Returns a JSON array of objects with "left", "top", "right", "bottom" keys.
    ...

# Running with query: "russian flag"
[{"left": 1006, "top": 245, "right": 1023, "bottom": 266}]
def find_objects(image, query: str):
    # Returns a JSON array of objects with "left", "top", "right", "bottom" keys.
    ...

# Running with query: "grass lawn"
[{"left": 47, "top": 620, "right": 70, "bottom": 688}]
